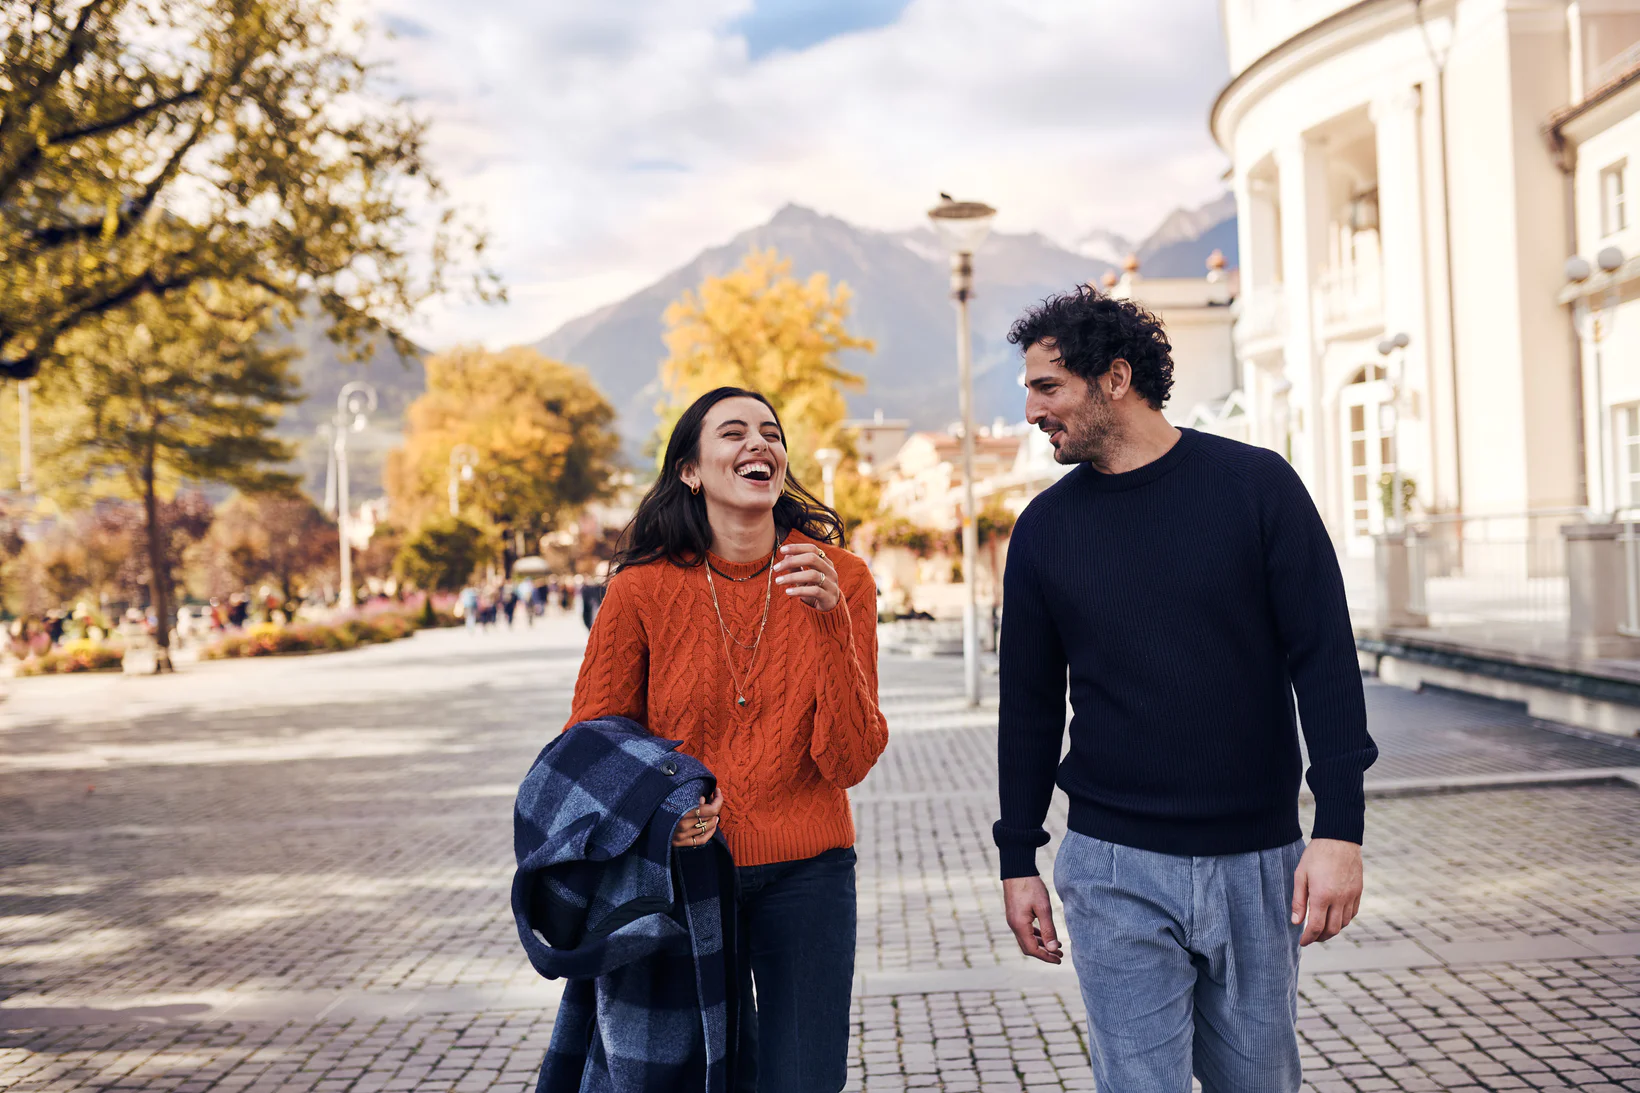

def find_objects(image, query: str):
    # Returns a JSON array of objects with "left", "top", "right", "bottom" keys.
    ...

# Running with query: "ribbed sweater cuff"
[
  {"left": 1309, "top": 797, "right": 1366, "bottom": 845},
  {"left": 808, "top": 599, "right": 853, "bottom": 641},
  {"left": 993, "top": 821, "right": 1050, "bottom": 879}
]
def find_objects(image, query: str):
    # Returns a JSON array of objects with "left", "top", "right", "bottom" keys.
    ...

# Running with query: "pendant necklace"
[{"left": 704, "top": 549, "right": 776, "bottom": 708}]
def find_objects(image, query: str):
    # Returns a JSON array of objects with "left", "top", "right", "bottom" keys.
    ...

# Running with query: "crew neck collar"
[
  {"left": 706, "top": 529, "right": 791, "bottom": 578},
  {"left": 1074, "top": 427, "right": 1200, "bottom": 492}
]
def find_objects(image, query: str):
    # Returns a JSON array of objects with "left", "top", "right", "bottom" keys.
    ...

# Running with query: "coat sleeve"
[
  {"left": 807, "top": 556, "right": 889, "bottom": 789},
  {"left": 564, "top": 573, "right": 649, "bottom": 733}
]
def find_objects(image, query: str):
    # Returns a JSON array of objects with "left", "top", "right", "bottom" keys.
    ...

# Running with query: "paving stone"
[{"left": 2, "top": 622, "right": 1640, "bottom": 1090}]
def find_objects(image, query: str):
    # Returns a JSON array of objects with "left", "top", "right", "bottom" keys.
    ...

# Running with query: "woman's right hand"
[{"left": 672, "top": 788, "right": 723, "bottom": 848}]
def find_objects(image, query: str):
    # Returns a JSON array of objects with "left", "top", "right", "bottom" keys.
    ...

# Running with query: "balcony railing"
[
  {"left": 1315, "top": 264, "right": 1383, "bottom": 334},
  {"left": 1234, "top": 283, "right": 1287, "bottom": 348}
]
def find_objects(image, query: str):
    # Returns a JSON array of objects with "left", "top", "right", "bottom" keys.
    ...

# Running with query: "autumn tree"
[
  {"left": 0, "top": 0, "right": 498, "bottom": 381},
  {"left": 387, "top": 346, "right": 621, "bottom": 561},
  {"left": 190, "top": 492, "right": 337, "bottom": 603},
  {"left": 658, "top": 249, "right": 873, "bottom": 480},
  {"left": 36, "top": 286, "right": 297, "bottom": 668}
]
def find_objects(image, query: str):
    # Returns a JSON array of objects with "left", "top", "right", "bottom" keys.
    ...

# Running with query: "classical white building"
[
  {"left": 1550, "top": 53, "right": 1640, "bottom": 514},
  {"left": 1215, "top": 0, "right": 1640, "bottom": 553}
]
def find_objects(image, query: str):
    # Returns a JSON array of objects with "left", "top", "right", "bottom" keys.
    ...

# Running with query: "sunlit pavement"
[{"left": 2, "top": 617, "right": 1639, "bottom": 1091}]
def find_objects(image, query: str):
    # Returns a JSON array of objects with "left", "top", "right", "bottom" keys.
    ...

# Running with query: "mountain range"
[
  {"left": 534, "top": 195, "right": 1238, "bottom": 453},
  {"left": 278, "top": 194, "right": 1239, "bottom": 499}
]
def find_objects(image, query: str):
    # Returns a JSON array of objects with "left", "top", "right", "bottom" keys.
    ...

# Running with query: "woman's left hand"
[{"left": 773, "top": 543, "right": 841, "bottom": 612}]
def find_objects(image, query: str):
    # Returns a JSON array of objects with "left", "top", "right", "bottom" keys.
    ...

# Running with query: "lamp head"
[
  {"left": 1565, "top": 255, "right": 1593, "bottom": 282},
  {"left": 1377, "top": 338, "right": 1394, "bottom": 356},
  {"left": 1391, "top": 332, "right": 1410, "bottom": 350},
  {"left": 927, "top": 196, "right": 997, "bottom": 255},
  {"left": 1597, "top": 245, "right": 1625, "bottom": 273}
]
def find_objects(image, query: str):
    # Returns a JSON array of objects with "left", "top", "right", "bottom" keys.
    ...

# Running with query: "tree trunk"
[{"left": 143, "top": 457, "right": 174, "bottom": 673}]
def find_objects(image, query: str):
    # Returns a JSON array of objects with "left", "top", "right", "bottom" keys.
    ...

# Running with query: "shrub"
[
  {"left": 200, "top": 610, "right": 425, "bottom": 660},
  {"left": 17, "top": 639, "right": 127, "bottom": 676}
]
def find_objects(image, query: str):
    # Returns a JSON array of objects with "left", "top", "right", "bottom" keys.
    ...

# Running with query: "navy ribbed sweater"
[{"left": 993, "top": 428, "right": 1377, "bottom": 879}]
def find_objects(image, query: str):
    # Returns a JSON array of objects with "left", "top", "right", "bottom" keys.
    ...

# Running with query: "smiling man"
[{"left": 994, "top": 286, "right": 1378, "bottom": 1092}]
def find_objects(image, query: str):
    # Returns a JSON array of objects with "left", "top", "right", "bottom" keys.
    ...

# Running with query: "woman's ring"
[{"left": 817, "top": 548, "right": 827, "bottom": 559}]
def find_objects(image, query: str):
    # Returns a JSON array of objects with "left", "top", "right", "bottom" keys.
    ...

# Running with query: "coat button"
[{"left": 661, "top": 761, "right": 677, "bottom": 776}]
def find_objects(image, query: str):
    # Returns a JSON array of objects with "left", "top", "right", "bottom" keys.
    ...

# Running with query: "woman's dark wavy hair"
[
  {"left": 611, "top": 386, "right": 843, "bottom": 573},
  {"left": 1006, "top": 284, "right": 1175, "bottom": 409}
]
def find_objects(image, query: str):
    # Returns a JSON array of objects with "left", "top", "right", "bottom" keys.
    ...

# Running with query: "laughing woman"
[{"left": 566, "top": 386, "right": 888, "bottom": 1093}]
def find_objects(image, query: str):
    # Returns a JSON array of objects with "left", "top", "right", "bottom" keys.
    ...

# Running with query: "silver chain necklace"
[{"left": 704, "top": 556, "right": 775, "bottom": 708}]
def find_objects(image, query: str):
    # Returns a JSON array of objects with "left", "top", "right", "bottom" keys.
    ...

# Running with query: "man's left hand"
[{"left": 1291, "top": 838, "right": 1363, "bottom": 946}]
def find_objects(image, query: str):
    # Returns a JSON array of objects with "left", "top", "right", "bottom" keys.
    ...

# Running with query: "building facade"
[{"left": 1215, "top": 0, "right": 1640, "bottom": 552}]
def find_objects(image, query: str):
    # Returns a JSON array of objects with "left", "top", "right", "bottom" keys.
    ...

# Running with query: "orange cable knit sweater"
[{"left": 565, "top": 531, "right": 889, "bottom": 867}]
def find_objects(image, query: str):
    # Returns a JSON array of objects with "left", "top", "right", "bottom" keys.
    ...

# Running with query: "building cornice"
[
  {"left": 1545, "top": 59, "right": 1640, "bottom": 150},
  {"left": 1210, "top": 0, "right": 1414, "bottom": 149}
]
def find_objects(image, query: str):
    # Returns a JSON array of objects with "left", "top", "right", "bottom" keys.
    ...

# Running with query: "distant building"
[
  {"left": 1103, "top": 251, "right": 1242, "bottom": 440},
  {"left": 841, "top": 410, "right": 911, "bottom": 475},
  {"left": 1214, "top": 0, "right": 1640, "bottom": 551}
]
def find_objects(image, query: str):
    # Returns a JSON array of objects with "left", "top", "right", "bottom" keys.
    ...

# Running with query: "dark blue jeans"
[{"left": 736, "top": 846, "right": 857, "bottom": 1093}]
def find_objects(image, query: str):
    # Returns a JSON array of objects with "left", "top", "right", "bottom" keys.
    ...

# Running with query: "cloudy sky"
[{"left": 365, "top": 0, "right": 1231, "bottom": 350}]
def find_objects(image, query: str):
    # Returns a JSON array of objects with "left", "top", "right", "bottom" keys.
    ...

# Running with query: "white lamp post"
[
  {"left": 814, "top": 447, "right": 841, "bottom": 509},
  {"left": 334, "top": 381, "right": 377, "bottom": 609},
  {"left": 928, "top": 194, "right": 997, "bottom": 707},
  {"left": 449, "top": 443, "right": 479, "bottom": 517},
  {"left": 1375, "top": 332, "right": 1411, "bottom": 531},
  {"left": 1566, "top": 245, "right": 1625, "bottom": 513}
]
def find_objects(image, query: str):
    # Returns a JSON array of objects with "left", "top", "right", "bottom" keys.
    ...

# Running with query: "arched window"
[{"left": 1345, "top": 363, "right": 1387, "bottom": 385}]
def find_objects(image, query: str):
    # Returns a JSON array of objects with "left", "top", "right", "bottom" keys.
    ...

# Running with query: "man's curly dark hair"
[{"left": 1006, "top": 285, "right": 1175, "bottom": 410}]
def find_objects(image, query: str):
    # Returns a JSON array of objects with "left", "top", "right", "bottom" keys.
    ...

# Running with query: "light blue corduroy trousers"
[{"left": 1054, "top": 830, "right": 1306, "bottom": 1093}]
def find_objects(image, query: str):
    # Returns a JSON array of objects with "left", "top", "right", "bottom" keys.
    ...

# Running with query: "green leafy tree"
[
  {"left": 393, "top": 515, "right": 487, "bottom": 594},
  {"left": 38, "top": 286, "right": 298, "bottom": 668},
  {"left": 0, "top": 0, "right": 499, "bottom": 381}
]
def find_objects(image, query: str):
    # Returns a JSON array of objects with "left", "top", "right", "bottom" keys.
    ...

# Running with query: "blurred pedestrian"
[
  {"left": 459, "top": 584, "right": 479, "bottom": 634},
  {"left": 515, "top": 576, "right": 537, "bottom": 626},
  {"left": 502, "top": 586, "right": 519, "bottom": 628}
]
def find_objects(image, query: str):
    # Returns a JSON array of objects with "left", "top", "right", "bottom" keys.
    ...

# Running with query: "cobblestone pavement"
[{"left": 3, "top": 618, "right": 1639, "bottom": 1091}]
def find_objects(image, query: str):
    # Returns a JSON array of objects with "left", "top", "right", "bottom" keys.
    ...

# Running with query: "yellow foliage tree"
[
  {"left": 387, "top": 346, "right": 620, "bottom": 556},
  {"left": 657, "top": 249, "right": 873, "bottom": 480}
]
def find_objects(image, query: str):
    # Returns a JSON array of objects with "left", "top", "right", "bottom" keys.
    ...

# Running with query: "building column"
[
  {"left": 1276, "top": 133, "right": 1330, "bottom": 526},
  {"left": 1372, "top": 88, "right": 1432, "bottom": 512}
]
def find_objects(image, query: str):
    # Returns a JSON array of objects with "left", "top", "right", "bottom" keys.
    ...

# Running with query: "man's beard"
[{"left": 1046, "top": 384, "right": 1120, "bottom": 465}]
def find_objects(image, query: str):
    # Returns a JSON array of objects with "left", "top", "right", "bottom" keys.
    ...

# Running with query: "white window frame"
[
  {"left": 1600, "top": 161, "right": 1627, "bottom": 237},
  {"left": 1618, "top": 403, "right": 1640, "bottom": 511}
]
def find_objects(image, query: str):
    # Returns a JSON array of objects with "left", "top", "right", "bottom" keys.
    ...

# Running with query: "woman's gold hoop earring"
[{"left": 689, "top": 483, "right": 700, "bottom": 496}]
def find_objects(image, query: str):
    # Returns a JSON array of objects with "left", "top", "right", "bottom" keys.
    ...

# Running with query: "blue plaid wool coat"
[{"left": 512, "top": 716, "right": 747, "bottom": 1093}]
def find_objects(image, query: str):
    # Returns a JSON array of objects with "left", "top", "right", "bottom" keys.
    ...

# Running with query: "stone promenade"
[{"left": 2, "top": 616, "right": 1639, "bottom": 1091}]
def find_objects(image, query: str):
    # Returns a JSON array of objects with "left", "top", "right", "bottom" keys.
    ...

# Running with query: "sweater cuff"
[
  {"left": 807, "top": 596, "right": 853, "bottom": 642},
  {"left": 993, "top": 821, "right": 1051, "bottom": 879},
  {"left": 1309, "top": 796, "right": 1366, "bottom": 845}
]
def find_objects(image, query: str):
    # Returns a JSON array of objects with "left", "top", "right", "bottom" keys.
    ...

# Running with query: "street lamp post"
[
  {"left": 1375, "top": 332, "right": 1411, "bottom": 532},
  {"left": 1566, "top": 246, "right": 1625, "bottom": 513},
  {"left": 448, "top": 444, "right": 479, "bottom": 516},
  {"left": 333, "top": 381, "right": 378, "bottom": 610},
  {"left": 814, "top": 447, "right": 841, "bottom": 509},
  {"left": 928, "top": 194, "right": 997, "bottom": 707}
]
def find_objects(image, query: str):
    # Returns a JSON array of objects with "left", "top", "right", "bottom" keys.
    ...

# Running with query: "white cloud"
[{"left": 367, "top": 0, "right": 1231, "bottom": 350}]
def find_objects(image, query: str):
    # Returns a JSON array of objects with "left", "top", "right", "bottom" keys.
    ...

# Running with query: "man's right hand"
[{"left": 1003, "top": 876, "right": 1063, "bottom": 964}]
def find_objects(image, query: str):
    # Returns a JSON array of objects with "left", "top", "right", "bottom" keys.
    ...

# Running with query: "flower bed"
[
  {"left": 202, "top": 612, "right": 420, "bottom": 660},
  {"left": 16, "top": 639, "right": 127, "bottom": 676}
]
